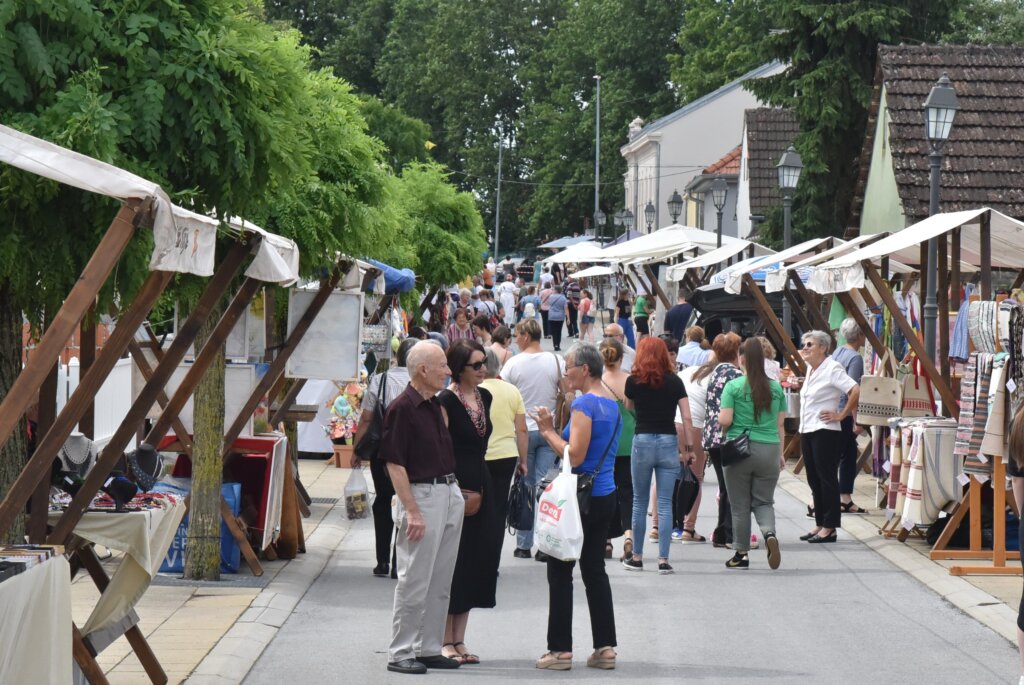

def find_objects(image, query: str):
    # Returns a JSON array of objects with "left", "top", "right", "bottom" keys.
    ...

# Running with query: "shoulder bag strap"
[
  {"left": 601, "top": 379, "right": 624, "bottom": 403},
  {"left": 591, "top": 412, "right": 622, "bottom": 477},
  {"left": 375, "top": 371, "right": 388, "bottom": 420}
]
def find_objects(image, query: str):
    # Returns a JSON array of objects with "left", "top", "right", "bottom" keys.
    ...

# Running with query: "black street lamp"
[
  {"left": 644, "top": 200, "right": 656, "bottom": 232},
  {"left": 777, "top": 144, "right": 803, "bottom": 335},
  {"left": 922, "top": 72, "right": 959, "bottom": 360},
  {"left": 595, "top": 209, "right": 606, "bottom": 244},
  {"left": 711, "top": 177, "right": 728, "bottom": 248},
  {"left": 622, "top": 209, "right": 635, "bottom": 238},
  {"left": 667, "top": 189, "right": 684, "bottom": 224},
  {"left": 613, "top": 210, "right": 624, "bottom": 242}
]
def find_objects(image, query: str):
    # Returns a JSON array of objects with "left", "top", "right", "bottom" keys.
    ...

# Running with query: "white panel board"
[{"left": 285, "top": 289, "right": 363, "bottom": 381}]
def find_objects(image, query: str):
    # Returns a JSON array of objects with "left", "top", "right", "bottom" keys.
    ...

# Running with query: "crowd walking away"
[{"left": 369, "top": 292, "right": 880, "bottom": 672}]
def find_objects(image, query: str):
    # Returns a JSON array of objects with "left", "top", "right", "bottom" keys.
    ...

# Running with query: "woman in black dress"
[{"left": 438, "top": 339, "right": 498, "bottom": 665}]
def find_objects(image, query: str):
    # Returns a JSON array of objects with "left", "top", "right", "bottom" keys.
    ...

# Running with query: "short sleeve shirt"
[
  {"left": 480, "top": 378, "right": 526, "bottom": 461},
  {"left": 379, "top": 384, "right": 456, "bottom": 481},
  {"left": 561, "top": 393, "right": 620, "bottom": 496},
  {"left": 720, "top": 377, "right": 786, "bottom": 443},
  {"left": 633, "top": 295, "right": 649, "bottom": 318},
  {"left": 547, "top": 293, "right": 568, "bottom": 321},
  {"left": 799, "top": 357, "right": 857, "bottom": 433},
  {"left": 625, "top": 372, "right": 687, "bottom": 435}
]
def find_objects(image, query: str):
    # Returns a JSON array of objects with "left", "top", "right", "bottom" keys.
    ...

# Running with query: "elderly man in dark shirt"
[{"left": 381, "top": 341, "right": 465, "bottom": 674}]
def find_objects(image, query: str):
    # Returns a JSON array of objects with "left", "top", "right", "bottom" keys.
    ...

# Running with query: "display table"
[
  {"left": 0, "top": 555, "right": 73, "bottom": 684},
  {"left": 49, "top": 498, "right": 185, "bottom": 639}
]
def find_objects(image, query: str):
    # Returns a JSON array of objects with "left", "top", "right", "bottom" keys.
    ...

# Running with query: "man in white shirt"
[
  {"left": 496, "top": 275, "right": 518, "bottom": 325},
  {"left": 500, "top": 318, "right": 565, "bottom": 561},
  {"left": 539, "top": 267, "right": 554, "bottom": 290},
  {"left": 603, "top": 322, "right": 635, "bottom": 372}
]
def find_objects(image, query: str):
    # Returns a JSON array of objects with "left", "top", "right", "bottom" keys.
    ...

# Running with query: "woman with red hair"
[{"left": 622, "top": 337, "right": 690, "bottom": 574}]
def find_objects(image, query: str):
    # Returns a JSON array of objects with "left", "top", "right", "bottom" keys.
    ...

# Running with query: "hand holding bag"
[
  {"left": 506, "top": 472, "right": 534, "bottom": 532},
  {"left": 857, "top": 351, "right": 903, "bottom": 426},
  {"left": 535, "top": 453, "right": 584, "bottom": 561}
]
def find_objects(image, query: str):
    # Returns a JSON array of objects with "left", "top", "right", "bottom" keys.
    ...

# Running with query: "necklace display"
[
  {"left": 59, "top": 435, "right": 95, "bottom": 476},
  {"left": 452, "top": 383, "right": 487, "bottom": 437}
]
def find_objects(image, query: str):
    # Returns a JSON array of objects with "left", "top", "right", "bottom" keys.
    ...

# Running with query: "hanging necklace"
[
  {"left": 61, "top": 436, "right": 94, "bottom": 476},
  {"left": 453, "top": 383, "right": 487, "bottom": 437}
]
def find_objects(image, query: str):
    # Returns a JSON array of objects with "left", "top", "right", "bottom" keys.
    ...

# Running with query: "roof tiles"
[{"left": 744, "top": 108, "right": 800, "bottom": 216}]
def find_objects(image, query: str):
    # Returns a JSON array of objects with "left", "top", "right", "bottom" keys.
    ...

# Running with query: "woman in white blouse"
[{"left": 793, "top": 330, "right": 859, "bottom": 544}]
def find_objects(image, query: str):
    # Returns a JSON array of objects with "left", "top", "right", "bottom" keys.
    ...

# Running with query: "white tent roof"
[
  {"left": 543, "top": 241, "right": 608, "bottom": 264},
  {"left": 538, "top": 235, "right": 594, "bottom": 249},
  {"left": 666, "top": 241, "right": 774, "bottom": 282},
  {"left": 764, "top": 234, "right": 903, "bottom": 292},
  {"left": 0, "top": 124, "right": 299, "bottom": 284},
  {"left": 598, "top": 224, "right": 744, "bottom": 262},
  {"left": 722, "top": 237, "right": 834, "bottom": 294},
  {"left": 807, "top": 209, "right": 1024, "bottom": 294},
  {"left": 571, "top": 265, "right": 615, "bottom": 278}
]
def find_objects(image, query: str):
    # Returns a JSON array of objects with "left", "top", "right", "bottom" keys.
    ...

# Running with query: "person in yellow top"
[{"left": 480, "top": 348, "right": 529, "bottom": 561}]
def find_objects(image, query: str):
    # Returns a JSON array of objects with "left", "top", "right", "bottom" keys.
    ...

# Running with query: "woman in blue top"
[{"left": 532, "top": 342, "right": 621, "bottom": 672}]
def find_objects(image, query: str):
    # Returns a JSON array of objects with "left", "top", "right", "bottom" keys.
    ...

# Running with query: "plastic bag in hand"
[{"left": 535, "top": 449, "right": 583, "bottom": 561}]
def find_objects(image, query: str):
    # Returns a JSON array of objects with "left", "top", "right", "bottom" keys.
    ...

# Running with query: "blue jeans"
[
  {"left": 630, "top": 433, "right": 680, "bottom": 560},
  {"left": 617, "top": 317, "right": 635, "bottom": 348},
  {"left": 517, "top": 430, "right": 558, "bottom": 550}
]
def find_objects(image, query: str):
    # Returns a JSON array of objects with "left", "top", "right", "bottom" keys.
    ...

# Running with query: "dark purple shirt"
[{"left": 379, "top": 384, "right": 456, "bottom": 482}]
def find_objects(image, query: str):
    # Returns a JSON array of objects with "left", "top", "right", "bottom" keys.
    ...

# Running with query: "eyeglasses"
[
  {"left": 564, "top": 364, "right": 579, "bottom": 372},
  {"left": 468, "top": 361, "right": 486, "bottom": 371},
  {"left": 801, "top": 342, "right": 816, "bottom": 349}
]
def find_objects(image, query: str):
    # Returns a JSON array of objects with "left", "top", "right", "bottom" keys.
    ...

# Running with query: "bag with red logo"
[{"left": 534, "top": 447, "right": 584, "bottom": 561}]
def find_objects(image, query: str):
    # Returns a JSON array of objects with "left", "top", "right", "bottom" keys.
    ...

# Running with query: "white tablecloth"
[
  {"left": 0, "top": 556, "right": 72, "bottom": 684},
  {"left": 50, "top": 499, "right": 185, "bottom": 637}
]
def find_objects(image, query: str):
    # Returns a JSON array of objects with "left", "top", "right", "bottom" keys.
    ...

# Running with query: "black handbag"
[
  {"left": 675, "top": 462, "right": 700, "bottom": 516},
  {"left": 719, "top": 430, "right": 751, "bottom": 467},
  {"left": 354, "top": 372, "right": 387, "bottom": 459},
  {"left": 506, "top": 473, "right": 534, "bottom": 533},
  {"left": 539, "top": 414, "right": 621, "bottom": 517}
]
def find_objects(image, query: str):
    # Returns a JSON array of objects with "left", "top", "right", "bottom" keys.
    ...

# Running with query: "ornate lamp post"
[
  {"left": 711, "top": 177, "right": 728, "bottom": 248},
  {"left": 922, "top": 72, "right": 959, "bottom": 360},
  {"left": 668, "top": 189, "right": 684, "bottom": 224},
  {"left": 644, "top": 200, "right": 656, "bottom": 232},
  {"left": 595, "top": 209, "right": 606, "bottom": 244},
  {"left": 622, "top": 209, "right": 635, "bottom": 240},
  {"left": 777, "top": 145, "right": 803, "bottom": 336}
]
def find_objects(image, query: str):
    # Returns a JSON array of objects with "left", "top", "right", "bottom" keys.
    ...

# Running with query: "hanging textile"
[
  {"left": 968, "top": 300, "right": 998, "bottom": 353},
  {"left": 886, "top": 425, "right": 905, "bottom": 514},
  {"left": 1007, "top": 303, "right": 1024, "bottom": 415},
  {"left": 902, "top": 420, "right": 961, "bottom": 528},
  {"left": 962, "top": 353, "right": 995, "bottom": 479},
  {"left": 980, "top": 354, "right": 1008, "bottom": 458},
  {"left": 949, "top": 297, "right": 972, "bottom": 362},
  {"left": 953, "top": 353, "right": 979, "bottom": 458}
]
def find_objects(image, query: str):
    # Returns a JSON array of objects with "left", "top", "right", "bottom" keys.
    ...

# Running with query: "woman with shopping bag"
[{"left": 531, "top": 342, "right": 622, "bottom": 672}]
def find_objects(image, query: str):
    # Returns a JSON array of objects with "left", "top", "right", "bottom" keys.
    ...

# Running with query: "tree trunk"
[
  {"left": 0, "top": 282, "right": 26, "bottom": 543},
  {"left": 184, "top": 297, "right": 225, "bottom": 581}
]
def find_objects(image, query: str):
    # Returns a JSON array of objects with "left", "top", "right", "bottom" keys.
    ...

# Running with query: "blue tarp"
[{"left": 366, "top": 259, "right": 416, "bottom": 294}]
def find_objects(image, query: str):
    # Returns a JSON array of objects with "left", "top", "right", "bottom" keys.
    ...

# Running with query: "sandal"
[
  {"left": 841, "top": 501, "right": 868, "bottom": 514},
  {"left": 620, "top": 537, "right": 633, "bottom": 561},
  {"left": 649, "top": 526, "right": 659, "bottom": 541},
  {"left": 680, "top": 529, "right": 706, "bottom": 544},
  {"left": 453, "top": 641, "right": 480, "bottom": 665},
  {"left": 587, "top": 646, "right": 616, "bottom": 670},
  {"left": 536, "top": 651, "right": 572, "bottom": 670},
  {"left": 442, "top": 643, "right": 466, "bottom": 664},
  {"left": 605, "top": 541, "right": 613, "bottom": 559}
]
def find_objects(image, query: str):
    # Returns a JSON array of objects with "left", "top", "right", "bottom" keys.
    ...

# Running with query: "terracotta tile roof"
[
  {"left": 703, "top": 145, "right": 742, "bottom": 175},
  {"left": 851, "top": 44, "right": 1024, "bottom": 229}
]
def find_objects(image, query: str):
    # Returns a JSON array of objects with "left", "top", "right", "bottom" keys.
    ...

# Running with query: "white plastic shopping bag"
[{"left": 535, "top": 447, "right": 584, "bottom": 561}]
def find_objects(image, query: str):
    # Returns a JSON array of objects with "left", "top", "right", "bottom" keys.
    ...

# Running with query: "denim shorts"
[{"left": 581, "top": 315, "right": 594, "bottom": 324}]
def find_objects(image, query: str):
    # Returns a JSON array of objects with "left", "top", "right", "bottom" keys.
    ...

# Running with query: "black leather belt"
[{"left": 412, "top": 474, "right": 457, "bottom": 485}]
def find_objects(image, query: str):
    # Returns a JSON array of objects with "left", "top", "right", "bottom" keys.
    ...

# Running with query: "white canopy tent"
[
  {"left": 765, "top": 234, "right": 913, "bottom": 293},
  {"left": 598, "top": 224, "right": 744, "bottom": 262},
  {"left": 721, "top": 237, "right": 834, "bottom": 294},
  {"left": 806, "top": 209, "right": 1024, "bottom": 294},
  {"left": 0, "top": 124, "right": 300, "bottom": 284},
  {"left": 666, "top": 240, "right": 775, "bottom": 282},
  {"left": 538, "top": 235, "right": 593, "bottom": 249},
  {"left": 572, "top": 265, "right": 615, "bottom": 278},
  {"left": 542, "top": 240, "right": 608, "bottom": 263}
]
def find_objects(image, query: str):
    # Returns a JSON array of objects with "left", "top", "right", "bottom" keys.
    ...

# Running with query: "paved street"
[{"left": 244, "top": 465, "right": 1019, "bottom": 684}]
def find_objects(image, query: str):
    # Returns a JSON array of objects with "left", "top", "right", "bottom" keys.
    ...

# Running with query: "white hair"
[
  {"left": 839, "top": 317, "right": 862, "bottom": 341},
  {"left": 802, "top": 330, "right": 832, "bottom": 350},
  {"left": 406, "top": 341, "right": 440, "bottom": 377}
]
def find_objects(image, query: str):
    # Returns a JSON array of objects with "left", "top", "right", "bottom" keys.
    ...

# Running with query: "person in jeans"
[
  {"left": 795, "top": 330, "right": 860, "bottom": 544},
  {"left": 539, "top": 282, "right": 554, "bottom": 338},
  {"left": 701, "top": 332, "right": 744, "bottom": 548},
  {"left": 547, "top": 284, "right": 569, "bottom": 351},
  {"left": 531, "top": 342, "right": 621, "bottom": 671},
  {"left": 500, "top": 318, "right": 565, "bottom": 560},
  {"left": 832, "top": 318, "right": 867, "bottom": 514},
  {"left": 352, "top": 337, "right": 418, "bottom": 578},
  {"left": 599, "top": 338, "right": 636, "bottom": 561},
  {"left": 622, "top": 337, "right": 690, "bottom": 574},
  {"left": 717, "top": 338, "right": 787, "bottom": 570},
  {"left": 615, "top": 291, "right": 636, "bottom": 349}
]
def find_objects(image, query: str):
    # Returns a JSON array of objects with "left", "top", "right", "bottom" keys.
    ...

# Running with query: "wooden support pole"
[
  {"left": 0, "top": 270, "right": 173, "bottom": 537},
  {"left": 47, "top": 238, "right": 257, "bottom": 544},
  {"left": 0, "top": 202, "right": 139, "bottom": 458},
  {"left": 419, "top": 285, "right": 440, "bottom": 315},
  {"left": 222, "top": 266, "right": 346, "bottom": 450},
  {"left": 144, "top": 278, "right": 262, "bottom": 447},
  {"left": 28, "top": 360, "right": 59, "bottom": 543},
  {"left": 126, "top": 340, "right": 193, "bottom": 457},
  {"left": 864, "top": 263, "right": 959, "bottom": 418},
  {"left": 951, "top": 227, "right": 961, "bottom": 309},
  {"left": 72, "top": 623, "right": 109, "bottom": 685},
  {"left": 937, "top": 232, "right": 950, "bottom": 386},
  {"left": 981, "top": 211, "right": 992, "bottom": 299},
  {"left": 789, "top": 273, "right": 832, "bottom": 332},
  {"left": 641, "top": 264, "right": 671, "bottom": 309},
  {"left": 270, "top": 379, "right": 308, "bottom": 428},
  {"left": 79, "top": 313, "right": 97, "bottom": 439},
  {"left": 783, "top": 287, "right": 814, "bottom": 333},
  {"left": 836, "top": 292, "right": 892, "bottom": 369},
  {"left": 743, "top": 274, "right": 805, "bottom": 374},
  {"left": 1011, "top": 269, "right": 1024, "bottom": 291}
]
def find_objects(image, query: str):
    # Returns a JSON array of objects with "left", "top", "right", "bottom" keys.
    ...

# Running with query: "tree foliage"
[{"left": 942, "top": 0, "right": 1024, "bottom": 43}]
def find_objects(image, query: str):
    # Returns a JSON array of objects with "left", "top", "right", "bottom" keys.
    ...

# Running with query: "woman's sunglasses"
[{"left": 468, "top": 361, "right": 486, "bottom": 371}]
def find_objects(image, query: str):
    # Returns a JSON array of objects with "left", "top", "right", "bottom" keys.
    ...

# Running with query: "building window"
[{"left": 695, "top": 197, "right": 705, "bottom": 230}]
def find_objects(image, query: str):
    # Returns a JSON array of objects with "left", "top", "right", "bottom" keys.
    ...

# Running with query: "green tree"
[
  {"left": 357, "top": 96, "right": 432, "bottom": 174},
  {"left": 942, "top": 0, "right": 1024, "bottom": 43},
  {"left": 519, "top": 0, "right": 685, "bottom": 240},
  {"left": 747, "top": 0, "right": 958, "bottom": 242},
  {"left": 0, "top": 1, "right": 316, "bottom": 567},
  {"left": 669, "top": 0, "right": 769, "bottom": 103}
]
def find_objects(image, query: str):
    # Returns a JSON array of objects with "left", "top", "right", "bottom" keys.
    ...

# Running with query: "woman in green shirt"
[
  {"left": 717, "top": 337, "right": 786, "bottom": 571},
  {"left": 599, "top": 338, "right": 637, "bottom": 561}
]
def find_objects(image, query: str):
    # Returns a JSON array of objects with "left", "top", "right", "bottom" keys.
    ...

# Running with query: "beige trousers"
[{"left": 389, "top": 482, "right": 465, "bottom": 662}]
